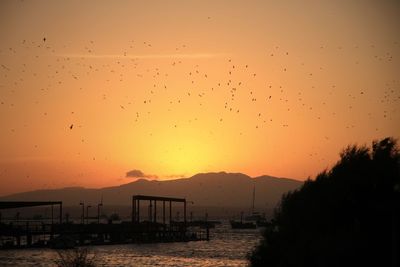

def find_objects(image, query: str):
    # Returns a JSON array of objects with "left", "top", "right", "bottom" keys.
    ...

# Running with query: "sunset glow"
[{"left": 1, "top": 0, "right": 399, "bottom": 195}]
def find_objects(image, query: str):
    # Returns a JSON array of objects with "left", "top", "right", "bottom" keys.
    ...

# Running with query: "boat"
[
  {"left": 246, "top": 211, "right": 268, "bottom": 227},
  {"left": 230, "top": 212, "right": 257, "bottom": 229},
  {"left": 230, "top": 185, "right": 268, "bottom": 229}
]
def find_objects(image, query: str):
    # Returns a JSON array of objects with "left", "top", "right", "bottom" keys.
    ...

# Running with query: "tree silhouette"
[{"left": 249, "top": 137, "right": 400, "bottom": 267}]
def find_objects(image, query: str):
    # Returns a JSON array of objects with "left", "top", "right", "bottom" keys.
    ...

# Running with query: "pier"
[{"left": 0, "top": 196, "right": 210, "bottom": 249}]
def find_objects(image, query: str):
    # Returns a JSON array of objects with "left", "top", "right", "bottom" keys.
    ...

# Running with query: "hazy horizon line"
[{"left": 0, "top": 171, "right": 303, "bottom": 197}]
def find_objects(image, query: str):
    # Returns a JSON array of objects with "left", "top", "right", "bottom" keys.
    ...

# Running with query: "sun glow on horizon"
[{"left": 0, "top": 0, "right": 399, "bottom": 195}]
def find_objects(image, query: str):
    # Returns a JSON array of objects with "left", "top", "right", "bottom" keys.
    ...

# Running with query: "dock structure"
[
  {"left": 0, "top": 196, "right": 209, "bottom": 249},
  {"left": 0, "top": 201, "right": 63, "bottom": 247},
  {"left": 0, "top": 201, "right": 63, "bottom": 224},
  {"left": 132, "top": 195, "right": 186, "bottom": 225}
]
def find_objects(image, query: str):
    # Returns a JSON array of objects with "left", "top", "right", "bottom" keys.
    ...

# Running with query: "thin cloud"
[
  {"left": 56, "top": 53, "right": 228, "bottom": 59},
  {"left": 126, "top": 169, "right": 145, "bottom": 178},
  {"left": 126, "top": 169, "right": 158, "bottom": 180}
]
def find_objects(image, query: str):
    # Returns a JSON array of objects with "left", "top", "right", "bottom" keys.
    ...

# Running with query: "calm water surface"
[{"left": 0, "top": 223, "right": 262, "bottom": 266}]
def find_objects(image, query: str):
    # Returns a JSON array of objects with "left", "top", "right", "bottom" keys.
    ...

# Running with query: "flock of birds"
[{"left": 1, "top": 37, "right": 399, "bottom": 166}]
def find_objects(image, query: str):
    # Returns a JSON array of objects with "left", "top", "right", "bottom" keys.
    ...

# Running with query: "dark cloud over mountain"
[{"left": 126, "top": 169, "right": 158, "bottom": 179}]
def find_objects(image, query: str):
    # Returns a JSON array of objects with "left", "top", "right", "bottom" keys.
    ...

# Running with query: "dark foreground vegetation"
[
  {"left": 250, "top": 137, "right": 400, "bottom": 267},
  {"left": 55, "top": 248, "right": 96, "bottom": 267}
]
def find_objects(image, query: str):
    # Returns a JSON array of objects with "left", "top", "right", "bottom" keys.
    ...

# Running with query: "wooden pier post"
[
  {"left": 163, "top": 201, "right": 166, "bottom": 236},
  {"left": 148, "top": 200, "right": 152, "bottom": 222},
  {"left": 16, "top": 234, "right": 21, "bottom": 247},
  {"left": 184, "top": 200, "right": 187, "bottom": 227},
  {"left": 163, "top": 201, "right": 165, "bottom": 224},
  {"left": 59, "top": 203, "right": 62, "bottom": 224},
  {"left": 80, "top": 202, "right": 84, "bottom": 224},
  {"left": 132, "top": 197, "right": 136, "bottom": 223},
  {"left": 169, "top": 201, "right": 172, "bottom": 225},
  {"left": 154, "top": 200, "right": 157, "bottom": 223},
  {"left": 26, "top": 221, "right": 32, "bottom": 246},
  {"left": 137, "top": 199, "right": 140, "bottom": 222},
  {"left": 51, "top": 204, "right": 54, "bottom": 240}
]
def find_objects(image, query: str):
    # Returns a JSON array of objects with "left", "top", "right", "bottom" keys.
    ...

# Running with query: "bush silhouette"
[
  {"left": 249, "top": 137, "right": 400, "bottom": 267},
  {"left": 55, "top": 248, "right": 97, "bottom": 267}
]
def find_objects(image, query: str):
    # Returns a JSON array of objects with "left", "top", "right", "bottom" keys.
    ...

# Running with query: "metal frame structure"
[
  {"left": 0, "top": 201, "right": 62, "bottom": 224},
  {"left": 131, "top": 195, "right": 186, "bottom": 225}
]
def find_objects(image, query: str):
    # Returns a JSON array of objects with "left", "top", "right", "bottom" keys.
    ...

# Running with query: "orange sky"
[{"left": 0, "top": 0, "right": 399, "bottom": 196}]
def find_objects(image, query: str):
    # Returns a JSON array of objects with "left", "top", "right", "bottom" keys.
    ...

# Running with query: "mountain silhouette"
[{"left": 0, "top": 172, "right": 302, "bottom": 211}]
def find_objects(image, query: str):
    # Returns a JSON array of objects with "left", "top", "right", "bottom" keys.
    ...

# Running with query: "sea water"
[{"left": 0, "top": 222, "right": 262, "bottom": 266}]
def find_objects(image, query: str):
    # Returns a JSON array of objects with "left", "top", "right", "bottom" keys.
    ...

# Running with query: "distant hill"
[{"left": 0, "top": 172, "right": 302, "bottom": 210}]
